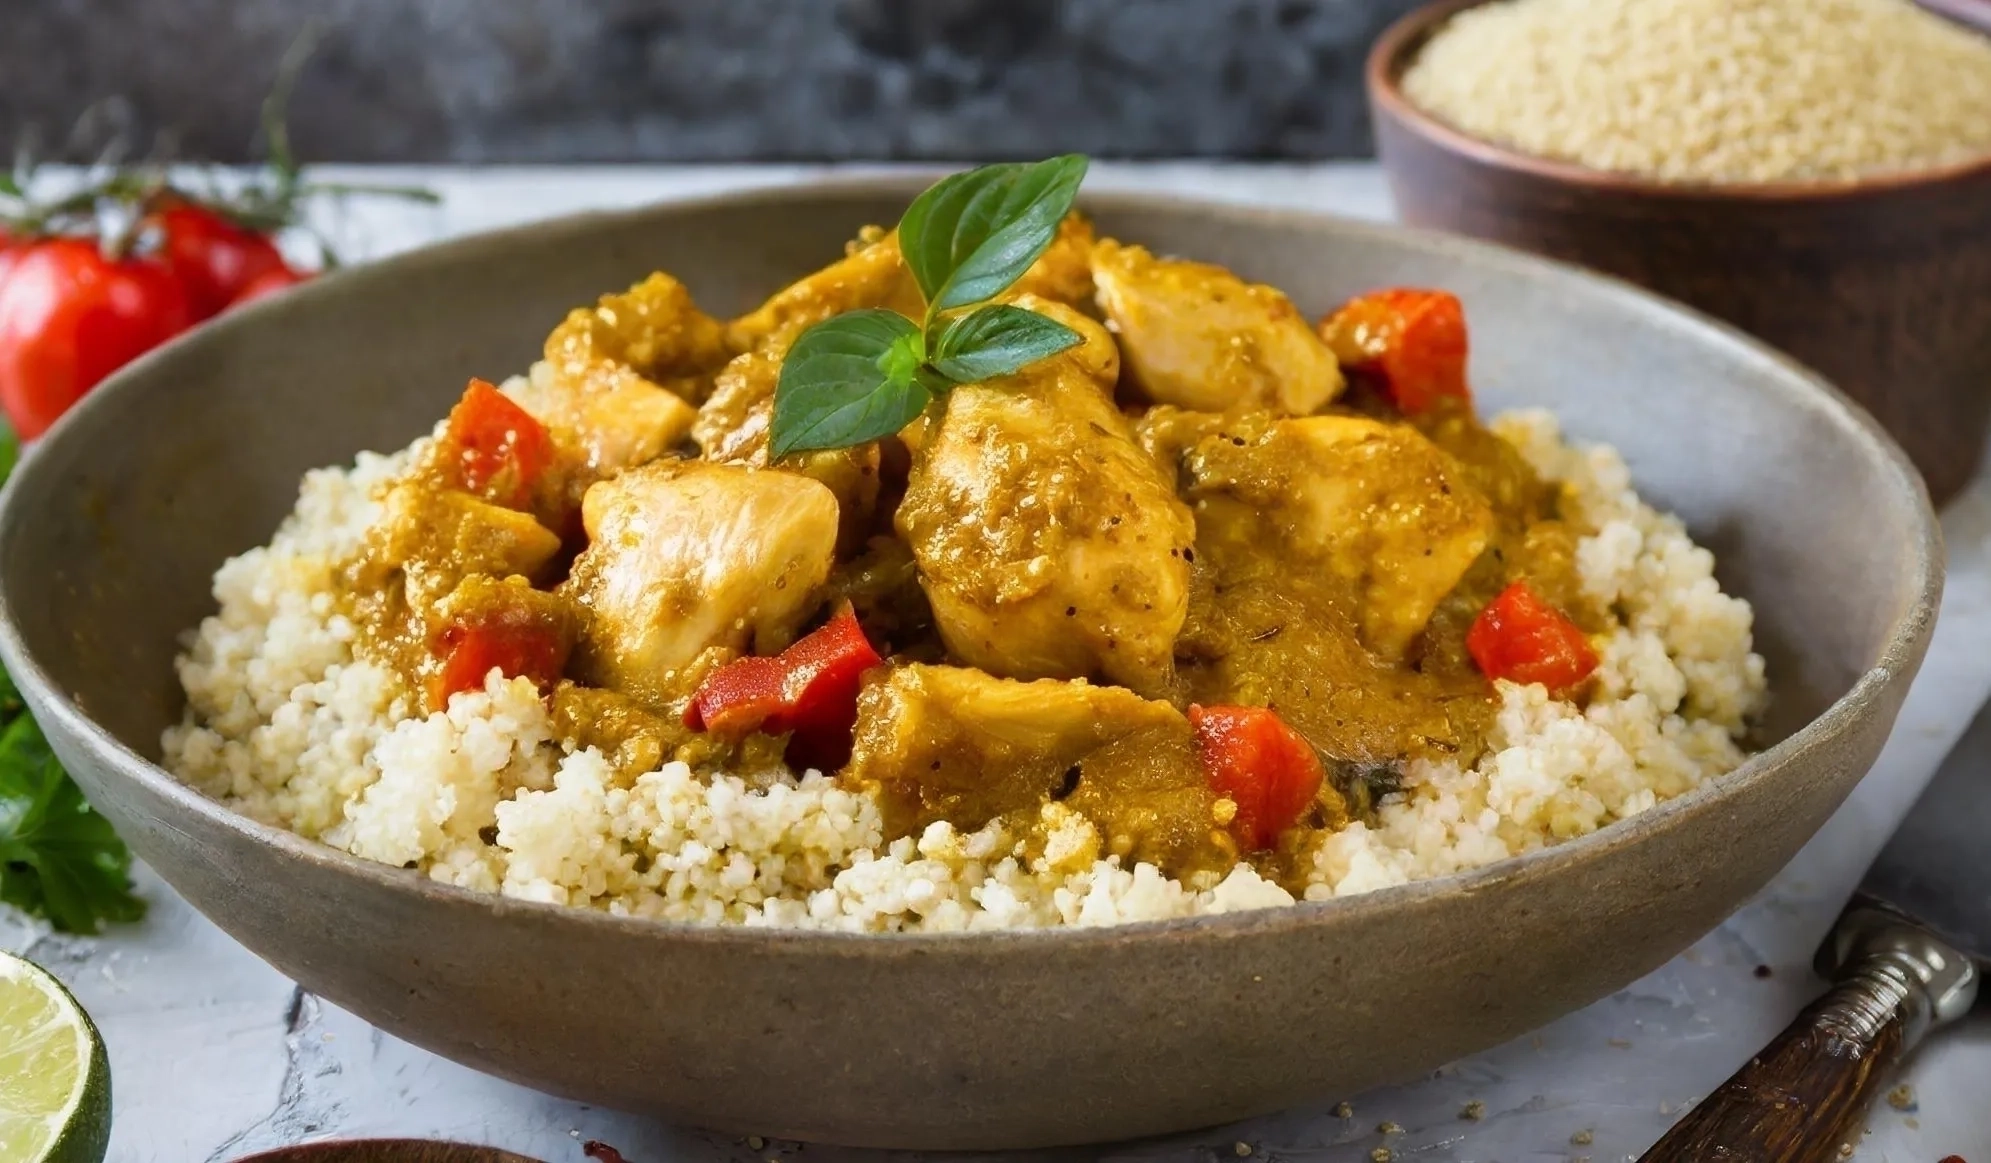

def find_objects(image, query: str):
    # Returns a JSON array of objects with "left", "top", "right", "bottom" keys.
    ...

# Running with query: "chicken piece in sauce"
[
  {"left": 1180, "top": 412, "right": 1494, "bottom": 659},
  {"left": 848, "top": 664, "right": 1245, "bottom": 875},
  {"left": 1092, "top": 238, "right": 1344, "bottom": 415},
  {"left": 562, "top": 461, "right": 839, "bottom": 707},
  {"left": 896, "top": 296, "right": 1194, "bottom": 698},
  {"left": 693, "top": 343, "right": 882, "bottom": 552},
  {"left": 513, "top": 273, "right": 734, "bottom": 493}
]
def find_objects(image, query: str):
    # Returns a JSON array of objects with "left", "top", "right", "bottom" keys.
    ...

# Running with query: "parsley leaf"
[{"left": 0, "top": 716, "right": 144, "bottom": 933}]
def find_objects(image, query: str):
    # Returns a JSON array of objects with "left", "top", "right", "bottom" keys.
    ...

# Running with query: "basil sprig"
[{"left": 769, "top": 155, "right": 1089, "bottom": 458}]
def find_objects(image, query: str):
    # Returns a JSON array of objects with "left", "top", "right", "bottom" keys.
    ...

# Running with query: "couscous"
[{"left": 1402, "top": 0, "right": 1991, "bottom": 184}]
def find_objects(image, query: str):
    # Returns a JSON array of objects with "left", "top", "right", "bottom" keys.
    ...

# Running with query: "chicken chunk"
[
  {"left": 371, "top": 483, "right": 564, "bottom": 606},
  {"left": 563, "top": 461, "right": 839, "bottom": 706},
  {"left": 1183, "top": 412, "right": 1493, "bottom": 657},
  {"left": 727, "top": 213, "right": 1099, "bottom": 355},
  {"left": 725, "top": 228, "right": 925, "bottom": 353},
  {"left": 895, "top": 296, "right": 1195, "bottom": 696},
  {"left": 517, "top": 272, "right": 733, "bottom": 484},
  {"left": 691, "top": 344, "right": 882, "bottom": 550},
  {"left": 1092, "top": 239, "right": 1343, "bottom": 415},
  {"left": 1005, "top": 211, "right": 1098, "bottom": 308},
  {"left": 847, "top": 665, "right": 1244, "bottom": 873}
]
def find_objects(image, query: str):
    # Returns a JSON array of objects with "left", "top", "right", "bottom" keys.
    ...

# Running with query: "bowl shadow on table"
[
  {"left": 1367, "top": 0, "right": 1991, "bottom": 507},
  {"left": 0, "top": 185, "right": 1939, "bottom": 1149}
]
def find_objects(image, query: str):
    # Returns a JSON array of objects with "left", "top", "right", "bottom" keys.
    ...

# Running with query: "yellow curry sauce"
[{"left": 331, "top": 217, "right": 1594, "bottom": 891}]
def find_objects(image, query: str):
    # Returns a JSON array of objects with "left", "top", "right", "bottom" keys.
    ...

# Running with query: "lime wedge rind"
[{"left": 0, "top": 952, "right": 110, "bottom": 1163}]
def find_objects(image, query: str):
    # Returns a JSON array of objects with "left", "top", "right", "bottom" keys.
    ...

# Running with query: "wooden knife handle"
[{"left": 1638, "top": 917, "right": 1979, "bottom": 1163}]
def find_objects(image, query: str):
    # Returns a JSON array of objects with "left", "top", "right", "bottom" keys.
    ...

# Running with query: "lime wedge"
[{"left": 0, "top": 952, "right": 110, "bottom": 1163}]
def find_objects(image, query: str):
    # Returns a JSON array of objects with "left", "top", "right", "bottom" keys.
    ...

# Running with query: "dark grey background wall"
[{"left": 6, "top": 0, "right": 1427, "bottom": 162}]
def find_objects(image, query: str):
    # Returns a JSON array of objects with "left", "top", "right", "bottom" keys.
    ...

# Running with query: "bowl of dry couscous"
[{"left": 1369, "top": 0, "right": 1991, "bottom": 504}]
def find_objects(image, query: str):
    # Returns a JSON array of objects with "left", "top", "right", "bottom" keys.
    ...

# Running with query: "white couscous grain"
[
  {"left": 1402, "top": 0, "right": 1991, "bottom": 184},
  {"left": 163, "top": 400, "right": 1765, "bottom": 931}
]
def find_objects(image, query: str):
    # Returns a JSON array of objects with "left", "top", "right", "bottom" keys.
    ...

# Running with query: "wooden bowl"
[
  {"left": 0, "top": 182, "right": 1938, "bottom": 1149},
  {"left": 1368, "top": 0, "right": 1991, "bottom": 505}
]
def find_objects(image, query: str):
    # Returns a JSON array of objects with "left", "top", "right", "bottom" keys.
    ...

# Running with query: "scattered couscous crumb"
[
  {"left": 1402, "top": 0, "right": 1991, "bottom": 184},
  {"left": 1377, "top": 1122, "right": 1404, "bottom": 1136},
  {"left": 162, "top": 410, "right": 1765, "bottom": 930},
  {"left": 1838, "top": 1143, "right": 1854, "bottom": 1158},
  {"left": 1370, "top": 1149, "right": 1393, "bottom": 1163},
  {"left": 1335, "top": 1102, "right": 1356, "bottom": 1119},
  {"left": 1460, "top": 1100, "right": 1485, "bottom": 1121},
  {"left": 1886, "top": 1084, "right": 1917, "bottom": 1111},
  {"left": 1233, "top": 1142, "right": 1253, "bottom": 1157},
  {"left": 746, "top": 1137, "right": 766, "bottom": 1151},
  {"left": 1570, "top": 1128, "right": 1594, "bottom": 1146}
]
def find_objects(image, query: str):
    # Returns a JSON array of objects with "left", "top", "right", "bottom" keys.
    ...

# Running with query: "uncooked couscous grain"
[{"left": 1402, "top": 0, "right": 1991, "bottom": 183}]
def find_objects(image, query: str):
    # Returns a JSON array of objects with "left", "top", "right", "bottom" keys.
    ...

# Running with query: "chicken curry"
[{"left": 335, "top": 177, "right": 1602, "bottom": 891}]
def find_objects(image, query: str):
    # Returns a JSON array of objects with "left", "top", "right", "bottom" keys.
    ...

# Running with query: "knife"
[{"left": 1638, "top": 701, "right": 1989, "bottom": 1163}]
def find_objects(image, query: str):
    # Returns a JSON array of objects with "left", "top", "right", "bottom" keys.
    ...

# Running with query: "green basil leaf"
[
  {"left": 770, "top": 310, "right": 931, "bottom": 457},
  {"left": 930, "top": 304, "right": 1085, "bottom": 384},
  {"left": 899, "top": 155, "right": 1088, "bottom": 313},
  {"left": 0, "top": 173, "right": 19, "bottom": 199}
]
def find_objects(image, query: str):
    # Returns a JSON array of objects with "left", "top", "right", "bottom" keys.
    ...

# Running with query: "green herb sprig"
[
  {"left": 769, "top": 155, "right": 1090, "bottom": 457},
  {"left": 0, "top": 418, "right": 145, "bottom": 934}
]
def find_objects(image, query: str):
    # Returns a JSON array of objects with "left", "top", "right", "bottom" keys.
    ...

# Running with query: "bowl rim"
[
  {"left": 0, "top": 176, "right": 1943, "bottom": 952},
  {"left": 1366, "top": 0, "right": 1991, "bottom": 201}
]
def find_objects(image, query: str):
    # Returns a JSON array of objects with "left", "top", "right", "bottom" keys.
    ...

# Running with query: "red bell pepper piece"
[
  {"left": 428, "top": 610, "right": 572, "bottom": 712},
  {"left": 1320, "top": 288, "right": 1472, "bottom": 416},
  {"left": 1466, "top": 580, "right": 1599, "bottom": 694},
  {"left": 1188, "top": 704, "right": 1325, "bottom": 852},
  {"left": 684, "top": 605, "right": 884, "bottom": 771},
  {"left": 444, "top": 378, "right": 552, "bottom": 508}
]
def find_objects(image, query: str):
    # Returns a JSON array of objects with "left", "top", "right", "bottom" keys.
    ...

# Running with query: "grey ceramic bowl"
[{"left": 0, "top": 182, "right": 1939, "bottom": 1151}]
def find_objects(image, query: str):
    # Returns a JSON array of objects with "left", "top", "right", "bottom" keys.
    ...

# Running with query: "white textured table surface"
[{"left": 6, "top": 163, "right": 1989, "bottom": 1163}]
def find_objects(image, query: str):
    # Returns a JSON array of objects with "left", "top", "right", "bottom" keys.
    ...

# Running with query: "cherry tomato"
[
  {"left": 1188, "top": 704, "right": 1326, "bottom": 851},
  {"left": 0, "top": 238, "right": 194, "bottom": 440},
  {"left": 150, "top": 203, "right": 287, "bottom": 319},
  {"left": 0, "top": 229, "right": 18, "bottom": 290},
  {"left": 1466, "top": 580, "right": 1599, "bottom": 694},
  {"left": 229, "top": 263, "right": 308, "bottom": 306}
]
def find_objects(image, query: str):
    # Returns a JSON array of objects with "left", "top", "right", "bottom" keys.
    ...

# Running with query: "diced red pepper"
[
  {"left": 443, "top": 378, "right": 553, "bottom": 508},
  {"left": 1320, "top": 288, "right": 1472, "bottom": 416},
  {"left": 684, "top": 605, "right": 884, "bottom": 771},
  {"left": 1188, "top": 704, "right": 1326, "bottom": 852},
  {"left": 427, "top": 612, "right": 572, "bottom": 712},
  {"left": 1466, "top": 580, "right": 1599, "bottom": 694}
]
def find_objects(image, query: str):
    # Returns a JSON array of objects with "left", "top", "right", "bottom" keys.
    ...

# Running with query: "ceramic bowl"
[
  {"left": 1367, "top": 0, "right": 1991, "bottom": 505},
  {"left": 0, "top": 182, "right": 1939, "bottom": 1150}
]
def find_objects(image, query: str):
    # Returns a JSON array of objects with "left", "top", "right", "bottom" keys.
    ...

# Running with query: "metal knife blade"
[{"left": 1853, "top": 694, "right": 1991, "bottom": 964}]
